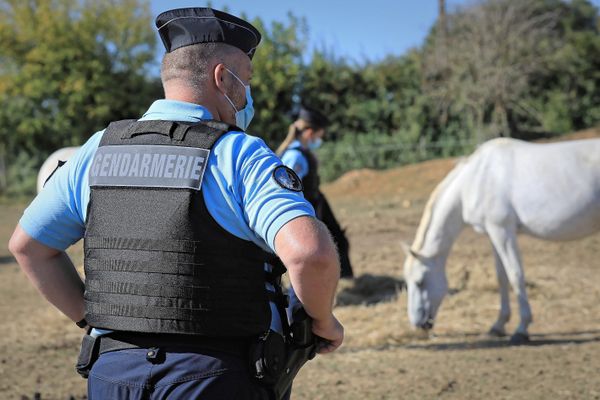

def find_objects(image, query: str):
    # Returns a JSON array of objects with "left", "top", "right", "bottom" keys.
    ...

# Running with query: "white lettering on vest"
[
  {"left": 91, "top": 153, "right": 102, "bottom": 177},
  {"left": 164, "top": 154, "right": 176, "bottom": 178},
  {"left": 150, "top": 154, "right": 166, "bottom": 177},
  {"left": 100, "top": 153, "right": 111, "bottom": 177},
  {"left": 108, "top": 153, "right": 122, "bottom": 177},
  {"left": 140, "top": 153, "right": 151, "bottom": 177},
  {"left": 128, "top": 153, "right": 140, "bottom": 177},
  {"left": 119, "top": 153, "right": 131, "bottom": 176},
  {"left": 191, "top": 156, "right": 205, "bottom": 180},
  {"left": 174, "top": 155, "right": 187, "bottom": 179}
]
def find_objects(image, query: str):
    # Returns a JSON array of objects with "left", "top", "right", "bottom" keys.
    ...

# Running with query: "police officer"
[
  {"left": 276, "top": 107, "right": 354, "bottom": 279},
  {"left": 9, "top": 7, "right": 343, "bottom": 399}
]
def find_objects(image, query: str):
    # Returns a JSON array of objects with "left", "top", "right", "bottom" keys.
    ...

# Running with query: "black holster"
[
  {"left": 250, "top": 308, "right": 318, "bottom": 400},
  {"left": 249, "top": 330, "right": 287, "bottom": 386},
  {"left": 75, "top": 333, "right": 100, "bottom": 378}
]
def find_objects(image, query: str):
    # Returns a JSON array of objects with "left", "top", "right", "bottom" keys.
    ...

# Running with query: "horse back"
[{"left": 461, "top": 138, "right": 600, "bottom": 240}]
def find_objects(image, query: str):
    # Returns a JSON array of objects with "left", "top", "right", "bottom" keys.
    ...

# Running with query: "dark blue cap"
[{"left": 156, "top": 8, "right": 261, "bottom": 59}]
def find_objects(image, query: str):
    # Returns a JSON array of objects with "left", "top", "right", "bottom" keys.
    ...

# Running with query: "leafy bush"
[{"left": 316, "top": 132, "right": 475, "bottom": 182}]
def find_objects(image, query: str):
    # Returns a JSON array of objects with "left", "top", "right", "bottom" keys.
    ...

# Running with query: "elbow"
[
  {"left": 290, "top": 241, "right": 340, "bottom": 277},
  {"left": 8, "top": 225, "right": 61, "bottom": 270},
  {"left": 8, "top": 230, "right": 25, "bottom": 257},
  {"left": 275, "top": 216, "right": 341, "bottom": 277},
  {"left": 8, "top": 225, "right": 46, "bottom": 260},
  {"left": 310, "top": 246, "right": 340, "bottom": 273}
]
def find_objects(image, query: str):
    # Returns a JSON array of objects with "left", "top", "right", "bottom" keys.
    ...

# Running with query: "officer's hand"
[
  {"left": 312, "top": 314, "right": 344, "bottom": 354},
  {"left": 288, "top": 123, "right": 300, "bottom": 137}
]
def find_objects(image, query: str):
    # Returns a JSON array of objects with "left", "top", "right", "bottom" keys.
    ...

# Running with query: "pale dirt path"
[{"left": 1, "top": 128, "right": 599, "bottom": 399}]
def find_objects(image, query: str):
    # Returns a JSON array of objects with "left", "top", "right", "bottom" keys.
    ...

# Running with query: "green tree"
[
  {"left": 524, "top": 0, "right": 600, "bottom": 134},
  {"left": 422, "top": 0, "right": 561, "bottom": 141},
  {"left": 421, "top": 0, "right": 600, "bottom": 141},
  {"left": 247, "top": 13, "right": 307, "bottom": 146},
  {"left": 0, "top": 0, "right": 160, "bottom": 195}
]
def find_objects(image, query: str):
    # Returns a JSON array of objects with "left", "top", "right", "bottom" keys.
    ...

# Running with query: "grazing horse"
[
  {"left": 402, "top": 137, "right": 600, "bottom": 344},
  {"left": 36, "top": 146, "right": 80, "bottom": 193}
]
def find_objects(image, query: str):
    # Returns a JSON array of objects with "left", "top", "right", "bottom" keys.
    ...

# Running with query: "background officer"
[
  {"left": 276, "top": 107, "right": 354, "bottom": 279},
  {"left": 9, "top": 7, "right": 343, "bottom": 399}
]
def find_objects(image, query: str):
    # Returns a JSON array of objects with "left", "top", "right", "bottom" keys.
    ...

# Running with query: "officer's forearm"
[
  {"left": 9, "top": 225, "right": 85, "bottom": 323},
  {"left": 275, "top": 216, "right": 340, "bottom": 323},
  {"left": 287, "top": 253, "right": 339, "bottom": 323}
]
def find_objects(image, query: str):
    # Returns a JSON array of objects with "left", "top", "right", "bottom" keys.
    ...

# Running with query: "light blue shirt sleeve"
[
  {"left": 203, "top": 132, "right": 315, "bottom": 252},
  {"left": 19, "top": 132, "right": 103, "bottom": 250},
  {"left": 281, "top": 148, "right": 309, "bottom": 179}
]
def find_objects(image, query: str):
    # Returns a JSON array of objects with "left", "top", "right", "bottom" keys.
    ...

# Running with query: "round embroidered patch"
[{"left": 272, "top": 165, "right": 303, "bottom": 192}]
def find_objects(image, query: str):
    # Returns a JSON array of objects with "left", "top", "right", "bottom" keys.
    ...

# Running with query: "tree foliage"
[
  {"left": 423, "top": 0, "right": 561, "bottom": 140},
  {"left": 1, "top": 0, "right": 598, "bottom": 195},
  {"left": 421, "top": 0, "right": 599, "bottom": 140},
  {"left": 0, "top": 0, "right": 160, "bottom": 194},
  {"left": 247, "top": 13, "right": 307, "bottom": 146}
]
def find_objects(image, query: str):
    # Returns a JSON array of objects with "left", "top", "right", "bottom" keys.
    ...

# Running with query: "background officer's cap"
[
  {"left": 298, "top": 106, "right": 329, "bottom": 129},
  {"left": 156, "top": 7, "right": 262, "bottom": 59}
]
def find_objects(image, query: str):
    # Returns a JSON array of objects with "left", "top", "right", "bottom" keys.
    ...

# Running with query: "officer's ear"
[{"left": 214, "top": 64, "right": 228, "bottom": 91}]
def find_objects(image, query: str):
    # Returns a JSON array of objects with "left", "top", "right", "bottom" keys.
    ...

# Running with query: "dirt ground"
[{"left": 1, "top": 129, "right": 599, "bottom": 399}]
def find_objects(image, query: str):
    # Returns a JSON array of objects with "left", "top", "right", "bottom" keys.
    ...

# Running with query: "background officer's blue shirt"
[
  {"left": 281, "top": 140, "right": 309, "bottom": 179},
  {"left": 20, "top": 99, "right": 315, "bottom": 333}
]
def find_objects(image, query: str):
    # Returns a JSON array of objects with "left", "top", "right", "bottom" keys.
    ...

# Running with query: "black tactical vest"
[
  {"left": 83, "top": 119, "right": 280, "bottom": 337},
  {"left": 296, "top": 147, "right": 320, "bottom": 206}
]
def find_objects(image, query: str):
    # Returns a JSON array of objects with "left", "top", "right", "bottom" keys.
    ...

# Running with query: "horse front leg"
[
  {"left": 488, "top": 246, "right": 510, "bottom": 337},
  {"left": 487, "top": 226, "right": 532, "bottom": 345}
]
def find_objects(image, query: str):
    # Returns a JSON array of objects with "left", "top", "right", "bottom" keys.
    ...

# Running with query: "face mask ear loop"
[
  {"left": 222, "top": 91, "right": 239, "bottom": 113},
  {"left": 222, "top": 67, "right": 248, "bottom": 112},
  {"left": 225, "top": 67, "right": 248, "bottom": 88}
]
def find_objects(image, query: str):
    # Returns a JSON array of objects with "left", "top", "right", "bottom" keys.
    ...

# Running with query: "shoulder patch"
[{"left": 272, "top": 165, "right": 303, "bottom": 192}]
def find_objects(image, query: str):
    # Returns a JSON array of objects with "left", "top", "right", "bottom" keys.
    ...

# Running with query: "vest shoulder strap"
[
  {"left": 101, "top": 119, "right": 137, "bottom": 146},
  {"left": 100, "top": 119, "right": 238, "bottom": 150}
]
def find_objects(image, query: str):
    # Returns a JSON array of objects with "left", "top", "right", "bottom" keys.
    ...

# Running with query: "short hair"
[{"left": 160, "top": 42, "right": 240, "bottom": 92}]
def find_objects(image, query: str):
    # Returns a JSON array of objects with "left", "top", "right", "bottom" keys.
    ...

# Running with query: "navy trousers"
[{"left": 88, "top": 347, "right": 271, "bottom": 399}]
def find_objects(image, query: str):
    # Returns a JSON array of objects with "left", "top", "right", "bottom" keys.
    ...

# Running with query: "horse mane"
[{"left": 411, "top": 158, "right": 467, "bottom": 253}]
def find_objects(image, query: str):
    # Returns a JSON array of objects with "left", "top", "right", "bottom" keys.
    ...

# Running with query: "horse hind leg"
[
  {"left": 487, "top": 226, "right": 532, "bottom": 345},
  {"left": 488, "top": 246, "right": 510, "bottom": 337}
]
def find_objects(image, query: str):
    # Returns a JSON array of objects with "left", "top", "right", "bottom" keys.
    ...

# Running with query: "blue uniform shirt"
[
  {"left": 20, "top": 99, "right": 315, "bottom": 333},
  {"left": 280, "top": 140, "right": 309, "bottom": 179}
]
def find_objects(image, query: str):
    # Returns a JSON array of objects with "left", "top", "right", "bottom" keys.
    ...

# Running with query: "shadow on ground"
[
  {"left": 403, "top": 330, "right": 600, "bottom": 351},
  {"left": 336, "top": 273, "right": 404, "bottom": 306},
  {"left": 0, "top": 255, "right": 15, "bottom": 265}
]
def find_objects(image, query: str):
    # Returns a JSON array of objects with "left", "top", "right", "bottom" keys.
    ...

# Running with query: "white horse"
[
  {"left": 36, "top": 146, "right": 80, "bottom": 193},
  {"left": 402, "top": 137, "right": 600, "bottom": 344}
]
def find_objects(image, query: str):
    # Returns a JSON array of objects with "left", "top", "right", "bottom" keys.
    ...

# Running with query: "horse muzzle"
[{"left": 418, "top": 317, "right": 435, "bottom": 331}]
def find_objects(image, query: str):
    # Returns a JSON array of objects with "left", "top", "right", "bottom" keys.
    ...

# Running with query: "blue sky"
[{"left": 151, "top": 0, "right": 600, "bottom": 62}]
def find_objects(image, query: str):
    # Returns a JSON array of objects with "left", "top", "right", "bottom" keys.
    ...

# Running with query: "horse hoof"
[
  {"left": 509, "top": 333, "right": 530, "bottom": 345},
  {"left": 487, "top": 327, "right": 507, "bottom": 338}
]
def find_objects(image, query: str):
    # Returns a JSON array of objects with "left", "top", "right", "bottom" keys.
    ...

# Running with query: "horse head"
[{"left": 401, "top": 241, "right": 448, "bottom": 331}]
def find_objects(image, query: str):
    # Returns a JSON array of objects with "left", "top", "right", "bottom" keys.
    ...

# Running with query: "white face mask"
[{"left": 222, "top": 68, "right": 255, "bottom": 131}]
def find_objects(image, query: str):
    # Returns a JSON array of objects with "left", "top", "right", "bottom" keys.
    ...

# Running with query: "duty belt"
[{"left": 99, "top": 331, "right": 250, "bottom": 357}]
